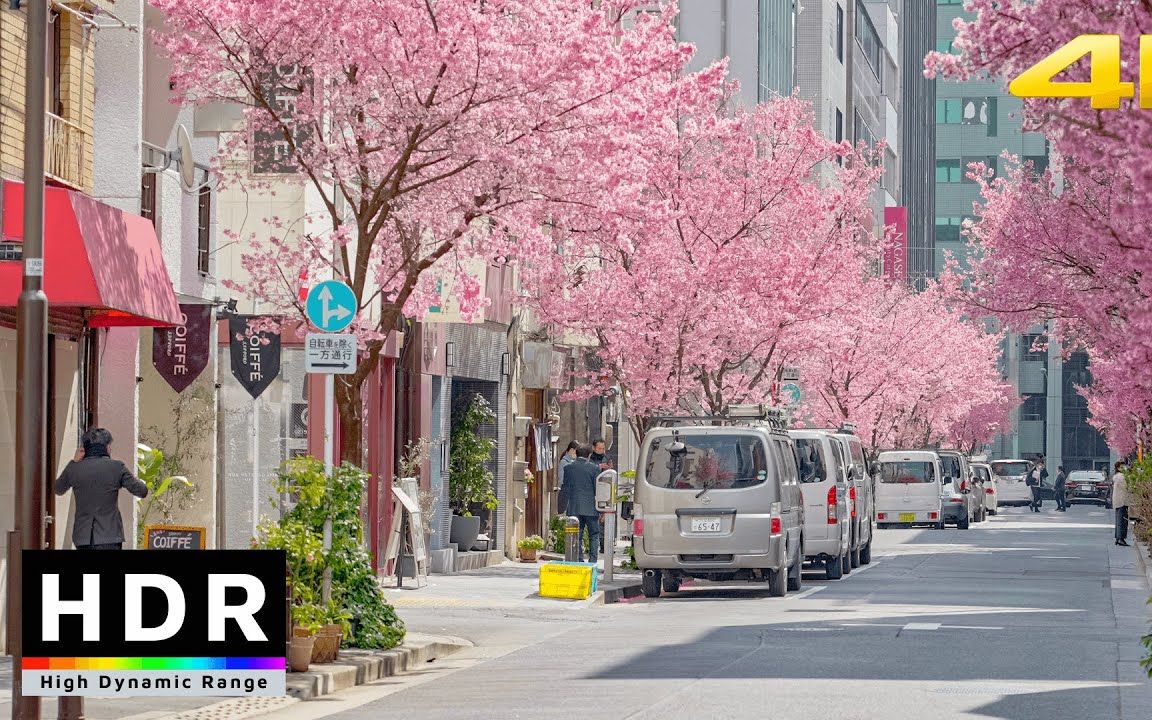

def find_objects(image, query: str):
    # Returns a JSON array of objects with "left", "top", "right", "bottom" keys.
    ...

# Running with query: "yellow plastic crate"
[{"left": 539, "top": 562, "right": 598, "bottom": 600}]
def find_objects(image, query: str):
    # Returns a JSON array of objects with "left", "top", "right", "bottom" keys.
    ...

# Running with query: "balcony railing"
[{"left": 45, "top": 111, "right": 87, "bottom": 190}]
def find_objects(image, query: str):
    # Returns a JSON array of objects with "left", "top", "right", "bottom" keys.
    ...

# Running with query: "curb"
[
  {"left": 285, "top": 633, "right": 472, "bottom": 701},
  {"left": 580, "top": 577, "right": 642, "bottom": 606},
  {"left": 1136, "top": 541, "right": 1152, "bottom": 592}
]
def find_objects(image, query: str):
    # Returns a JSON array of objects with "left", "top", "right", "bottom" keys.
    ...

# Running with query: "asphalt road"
[{"left": 270, "top": 503, "right": 1152, "bottom": 720}]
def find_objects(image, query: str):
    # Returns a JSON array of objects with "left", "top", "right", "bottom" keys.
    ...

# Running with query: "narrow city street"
[{"left": 259, "top": 505, "right": 1152, "bottom": 720}]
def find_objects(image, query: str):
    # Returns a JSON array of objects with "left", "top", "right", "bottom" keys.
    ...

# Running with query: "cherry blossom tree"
[
  {"left": 796, "top": 281, "right": 1016, "bottom": 456},
  {"left": 925, "top": 1, "right": 1152, "bottom": 453},
  {"left": 151, "top": 0, "right": 720, "bottom": 462},
  {"left": 526, "top": 96, "right": 883, "bottom": 441}
]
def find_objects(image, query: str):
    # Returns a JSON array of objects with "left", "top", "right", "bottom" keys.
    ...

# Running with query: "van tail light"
[
  {"left": 849, "top": 486, "right": 857, "bottom": 518},
  {"left": 986, "top": 487, "right": 995, "bottom": 494},
  {"left": 929, "top": 511, "right": 939, "bottom": 520},
  {"left": 877, "top": 512, "right": 886, "bottom": 520},
  {"left": 771, "top": 517, "right": 782, "bottom": 535},
  {"left": 633, "top": 519, "right": 644, "bottom": 536},
  {"left": 827, "top": 486, "right": 838, "bottom": 524}
]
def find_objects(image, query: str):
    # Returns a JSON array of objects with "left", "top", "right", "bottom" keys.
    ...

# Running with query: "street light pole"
[{"left": 10, "top": 0, "right": 49, "bottom": 718}]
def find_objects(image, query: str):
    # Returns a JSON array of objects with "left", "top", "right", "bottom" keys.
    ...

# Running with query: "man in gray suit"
[
  {"left": 562, "top": 445, "right": 601, "bottom": 564},
  {"left": 54, "top": 428, "right": 149, "bottom": 550}
]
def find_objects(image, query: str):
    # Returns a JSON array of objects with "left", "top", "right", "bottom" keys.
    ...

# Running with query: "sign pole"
[
  {"left": 322, "top": 374, "right": 334, "bottom": 604},
  {"left": 12, "top": 0, "right": 49, "bottom": 716}
]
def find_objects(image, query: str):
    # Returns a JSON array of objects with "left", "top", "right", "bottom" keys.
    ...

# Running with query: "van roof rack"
[{"left": 649, "top": 404, "right": 789, "bottom": 432}]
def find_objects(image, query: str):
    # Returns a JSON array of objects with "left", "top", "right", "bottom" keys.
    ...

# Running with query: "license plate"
[
  {"left": 1078, "top": 488, "right": 1096, "bottom": 495},
  {"left": 690, "top": 518, "right": 722, "bottom": 533},
  {"left": 899, "top": 513, "right": 916, "bottom": 523}
]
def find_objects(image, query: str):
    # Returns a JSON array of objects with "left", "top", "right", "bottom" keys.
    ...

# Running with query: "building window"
[
  {"left": 836, "top": 5, "right": 844, "bottom": 63},
  {"left": 1023, "top": 154, "right": 1049, "bottom": 177},
  {"left": 197, "top": 185, "right": 212, "bottom": 275},
  {"left": 140, "top": 172, "right": 157, "bottom": 227},
  {"left": 937, "top": 98, "right": 961, "bottom": 124},
  {"left": 938, "top": 0, "right": 963, "bottom": 4},
  {"left": 835, "top": 109, "right": 843, "bottom": 143},
  {"left": 961, "top": 156, "right": 998, "bottom": 183},
  {"left": 1021, "top": 334, "right": 1047, "bottom": 360},
  {"left": 960, "top": 96, "right": 998, "bottom": 135},
  {"left": 0, "top": 243, "right": 22, "bottom": 261},
  {"left": 935, "top": 216, "right": 962, "bottom": 243},
  {"left": 935, "top": 159, "right": 961, "bottom": 183},
  {"left": 854, "top": 7, "right": 882, "bottom": 81},
  {"left": 48, "top": 12, "right": 63, "bottom": 117},
  {"left": 854, "top": 111, "right": 875, "bottom": 149},
  {"left": 936, "top": 38, "right": 956, "bottom": 54}
]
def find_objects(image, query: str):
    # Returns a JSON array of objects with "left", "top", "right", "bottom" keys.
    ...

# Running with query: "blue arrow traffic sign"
[{"left": 305, "top": 280, "right": 357, "bottom": 333}]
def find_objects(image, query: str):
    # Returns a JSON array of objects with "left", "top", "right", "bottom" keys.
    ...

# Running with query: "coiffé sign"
[{"left": 22, "top": 550, "right": 286, "bottom": 697}]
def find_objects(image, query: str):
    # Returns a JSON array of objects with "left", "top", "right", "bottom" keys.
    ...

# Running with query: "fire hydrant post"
[{"left": 563, "top": 516, "right": 580, "bottom": 562}]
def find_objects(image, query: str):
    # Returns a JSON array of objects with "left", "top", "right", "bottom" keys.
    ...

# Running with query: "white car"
[
  {"left": 971, "top": 462, "right": 997, "bottom": 515},
  {"left": 991, "top": 459, "right": 1033, "bottom": 507},
  {"left": 874, "top": 450, "right": 945, "bottom": 529}
]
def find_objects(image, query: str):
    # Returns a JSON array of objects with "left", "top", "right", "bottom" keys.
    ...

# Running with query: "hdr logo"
[{"left": 22, "top": 550, "right": 286, "bottom": 698}]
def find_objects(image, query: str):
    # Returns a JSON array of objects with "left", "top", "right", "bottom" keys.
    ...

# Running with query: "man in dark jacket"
[
  {"left": 562, "top": 445, "right": 601, "bottom": 564},
  {"left": 1054, "top": 465, "right": 1069, "bottom": 512},
  {"left": 54, "top": 428, "right": 149, "bottom": 549}
]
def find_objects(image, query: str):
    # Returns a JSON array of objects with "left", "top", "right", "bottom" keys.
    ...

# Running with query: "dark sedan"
[{"left": 1063, "top": 470, "right": 1112, "bottom": 508}]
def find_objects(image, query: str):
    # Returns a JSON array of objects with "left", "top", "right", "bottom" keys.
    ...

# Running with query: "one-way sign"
[{"left": 306, "top": 333, "right": 358, "bottom": 374}]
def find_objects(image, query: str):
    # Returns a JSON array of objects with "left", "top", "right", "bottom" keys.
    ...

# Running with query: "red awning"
[{"left": 0, "top": 180, "right": 182, "bottom": 327}]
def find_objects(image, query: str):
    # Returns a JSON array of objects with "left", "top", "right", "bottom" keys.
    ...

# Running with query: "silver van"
[
  {"left": 790, "top": 429, "right": 851, "bottom": 580},
  {"left": 828, "top": 427, "right": 874, "bottom": 567},
  {"left": 632, "top": 407, "right": 805, "bottom": 599}
]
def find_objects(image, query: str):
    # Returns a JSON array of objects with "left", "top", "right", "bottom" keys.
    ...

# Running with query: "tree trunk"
[{"left": 336, "top": 374, "right": 365, "bottom": 467}]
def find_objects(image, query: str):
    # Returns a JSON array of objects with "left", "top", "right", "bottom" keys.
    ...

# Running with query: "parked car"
[
  {"left": 828, "top": 427, "right": 875, "bottom": 567},
  {"left": 790, "top": 429, "right": 852, "bottom": 580},
  {"left": 991, "top": 459, "right": 1034, "bottom": 507},
  {"left": 874, "top": 450, "right": 945, "bottom": 529},
  {"left": 1064, "top": 470, "right": 1112, "bottom": 508},
  {"left": 971, "top": 462, "right": 998, "bottom": 516},
  {"left": 632, "top": 406, "right": 805, "bottom": 599},
  {"left": 938, "top": 450, "right": 983, "bottom": 524}
]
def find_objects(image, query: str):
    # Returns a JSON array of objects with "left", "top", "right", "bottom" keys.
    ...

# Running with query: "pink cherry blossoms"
[{"left": 926, "top": 0, "right": 1152, "bottom": 453}]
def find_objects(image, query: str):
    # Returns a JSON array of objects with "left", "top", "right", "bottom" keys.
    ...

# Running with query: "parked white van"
[
  {"left": 874, "top": 450, "right": 945, "bottom": 529},
  {"left": 789, "top": 429, "right": 852, "bottom": 580}
]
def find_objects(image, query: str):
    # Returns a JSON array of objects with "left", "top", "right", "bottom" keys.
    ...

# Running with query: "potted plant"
[
  {"left": 517, "top": 535, "right": 545, "bottom": 562},
  {"left": 312, "top": 601, "right": 352, "bottom": 664},
  {"left": 449, "top": 395, "right": 499, "bottom": 551},
  {"left": 289, "top": 603, "right": 323, "bottom": 672}
]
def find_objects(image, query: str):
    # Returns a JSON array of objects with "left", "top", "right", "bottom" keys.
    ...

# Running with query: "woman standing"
[{"left": 1113, "top": 461, "right": 1130, "bottom": 547}]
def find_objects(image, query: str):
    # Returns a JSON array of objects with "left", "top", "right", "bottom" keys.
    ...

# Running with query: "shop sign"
[
  {"left": 228, "top": 315, "right": 281, "bottom": 399},
  {"left": 153, "top": 304, "right": 212, "bottom": 393}
]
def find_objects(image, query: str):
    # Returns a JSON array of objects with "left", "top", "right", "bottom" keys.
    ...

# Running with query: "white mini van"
[
  {"left": 789, "top": 429, "right": 852, "bottom": 580},
  {"left": 874, "top": 450, "right": 945, "bottom": 529}
]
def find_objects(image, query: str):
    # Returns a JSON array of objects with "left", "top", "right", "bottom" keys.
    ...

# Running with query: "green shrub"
[
  {"left": 255, "top": 456, "right": 405, "bottom": 650},
  {"left": 449, "top": 395, "right": 498, "bottom": 514}
]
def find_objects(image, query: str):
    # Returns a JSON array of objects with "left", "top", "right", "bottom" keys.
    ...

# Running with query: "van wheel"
[
  {"left": 958, "top": 515, "right": 970, "bottom": 530},
  {"left": 787, "top": 544, "right": 803, "bottom": 591},
  {"left": 825, "top": 554, "right": 843, "bottom": 580},
  {"left": 841, "top": 551, "right": 852, "bottom": 575},
  {"left": 661, "top": 575, "right": 681, "bottom": 594},
  {"left": 641, "top": 571, "right": 662, "bottom": 599},
  {"left": 989, "top": 507, "right": 997, "bottom": 516},
  {"left": 860, "top": 539, "right": 872, "bottom": 565},
  {"left": 935, "top": 519, "right": 946, "bottom": 530},
  {"left": 768, "top": 566, "right": 788, "bottom": 597},
  {"left": 850, "top": 543, "right": 862, "bottom": 568}
]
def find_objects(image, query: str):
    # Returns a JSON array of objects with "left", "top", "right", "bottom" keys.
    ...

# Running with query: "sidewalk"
[
  {"left": 1112, "top": 538, "right": 1152, "bottom": 720},
  {"left": 381, "top": 555, "right": 642, "bottom": 609}
]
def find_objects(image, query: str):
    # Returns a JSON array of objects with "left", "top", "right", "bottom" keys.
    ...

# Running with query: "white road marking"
[
  {"left": 789, "top": 586, "right": 827, "bottom": 600},
  {"left": 902, "top": 622, "right": 941, "bottom": 630},
  {"left": 1033, "top": 555, "right": 1081, "bottom": 559}
]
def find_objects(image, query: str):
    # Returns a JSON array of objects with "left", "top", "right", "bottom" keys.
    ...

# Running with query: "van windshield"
[
  {"left": 991, "top": 461, "right": 1030, "bottom": 477},
  {"left": 878, "top": 461, "right": 936, "bottom": 484},
  {"left": 645, "top": 434, "right": 768, "bottom": 490},
  {"left": 794, "top": 438, "right": 828, "bottom": 483}
]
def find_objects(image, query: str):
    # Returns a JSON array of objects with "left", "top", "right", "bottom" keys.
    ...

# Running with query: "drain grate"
[{"left": 931, "top": 685, "right": 1034, "bottom": 696}]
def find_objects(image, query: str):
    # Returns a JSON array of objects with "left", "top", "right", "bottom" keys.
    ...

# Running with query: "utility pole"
[{"left": 10, "top": 0, "right": 48, "bottom": 717}]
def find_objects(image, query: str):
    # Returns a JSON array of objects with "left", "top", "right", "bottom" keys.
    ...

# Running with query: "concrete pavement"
[{"left": 257, "top": 503, "right": 1152, "bottom": 720}]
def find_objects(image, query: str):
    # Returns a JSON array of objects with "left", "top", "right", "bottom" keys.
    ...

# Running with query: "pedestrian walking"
[
  {"left": 561, "top": 445, "right": 601, "bottom": 565},
  {"left": 1112, "top": 461, "right": 1131, "bottom": 547},
  {"left": 1054, "top": 465, "right": 1069, "bottom": 511},
  {"left": 556, "top": 440, "right": 579, "bottom": 513},
  {"left": 1026, "top": 458, "right": 1049, "bottom": 512},
  {"left": 54, "top": 428, "right": 148, "bottom": 550}
]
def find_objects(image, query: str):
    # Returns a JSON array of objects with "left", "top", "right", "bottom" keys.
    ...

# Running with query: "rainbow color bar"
[{"left": 23, "top": 658, "right": 286, "bottom": 671}]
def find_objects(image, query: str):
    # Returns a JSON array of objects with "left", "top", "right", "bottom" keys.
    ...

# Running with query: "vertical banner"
[
  {"left": 883, "top": 206, "right": 908, "bottom": 282},
  {"left": 153, "top": 304, "right": 212, "bottom": 393},
  {"left": 251, "top": 63, "right": 313, "bottom": 174},
  {"left": 229, "top": 315, "right": 281, "bottom": 399}
]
